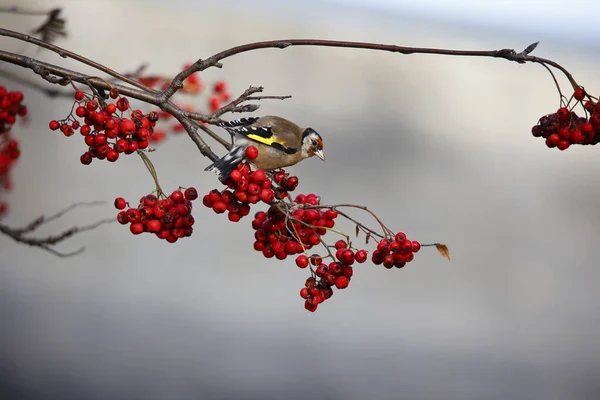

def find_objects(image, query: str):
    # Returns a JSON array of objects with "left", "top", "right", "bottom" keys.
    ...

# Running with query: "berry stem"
[
  {"left": 137, "top": 150, "right": 165, "bottom": 198},
  {"left": 334, "top": 209, "right": 385, "bottom": 239}
]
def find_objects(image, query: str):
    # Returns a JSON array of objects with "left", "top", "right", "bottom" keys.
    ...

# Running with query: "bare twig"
[
  {"left": 12, "top": 201, "right": 105, "bottom": 235},
  {"left": 0, "top": 203, "right": 114, "bottom": 257}
]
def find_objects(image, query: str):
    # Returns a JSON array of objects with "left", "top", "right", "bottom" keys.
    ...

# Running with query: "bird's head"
[{"left": 301, "top": 128, "right": 325, "bottom": 161}]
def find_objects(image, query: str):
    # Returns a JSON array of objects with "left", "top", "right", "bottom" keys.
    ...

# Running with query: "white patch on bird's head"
[{"left": 301, "top": 128, "right": 324, "bottom": 160}]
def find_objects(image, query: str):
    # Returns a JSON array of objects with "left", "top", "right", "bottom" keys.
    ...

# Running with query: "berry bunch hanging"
[
  {"left": 531, "top": 87, "right": 600, "bottom": 150},
  {"left": 115, "top": 187, "right": 198, "bottom": 243},
  {"left": 49, "top": 88, "right": 160, "bottom": 164}
]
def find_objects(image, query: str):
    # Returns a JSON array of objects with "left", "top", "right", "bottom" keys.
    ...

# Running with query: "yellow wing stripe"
[{"left": 246, "top": 133, "right": 276, "bottom": 146}]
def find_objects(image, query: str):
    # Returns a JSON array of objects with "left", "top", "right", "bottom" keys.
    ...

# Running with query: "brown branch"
[{"left": 161, "top": 39, "right": 580, "bottom": 100}]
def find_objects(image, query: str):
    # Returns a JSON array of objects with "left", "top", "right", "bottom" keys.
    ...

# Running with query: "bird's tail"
[{"left": 204, "top": 146, "right": 246, "bottom": 181}]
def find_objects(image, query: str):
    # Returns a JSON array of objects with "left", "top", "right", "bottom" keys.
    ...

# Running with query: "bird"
[{"left": 205, "top": 116, "right": 325, "bottom": 181}]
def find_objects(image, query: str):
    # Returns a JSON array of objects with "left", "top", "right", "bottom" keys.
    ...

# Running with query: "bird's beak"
[{"left": 313, "top": 149, "right": 325, "bottom": 161}]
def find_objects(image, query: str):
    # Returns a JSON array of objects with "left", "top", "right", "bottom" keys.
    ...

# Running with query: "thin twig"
[
  {"left": 12, "top": 201, "right": 105, "bottom": 235},
  {"left": 0, "top": 217, "right": 114, "bottom": 257},
  {"left": 0, "top": 27, "right": 151, "bottom": 92}
]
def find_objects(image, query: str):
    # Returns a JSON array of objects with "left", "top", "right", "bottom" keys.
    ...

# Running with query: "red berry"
[
  {"left": 546, "top": 133, "right": 560, "bottom": 148},
  {"left": 228, "top": 212, "right": 241, "bottom": 222},
  {"left": 574, "top": 87, "right": 586, "bottom": 101},
  {"left": 126, "top": 208, "right": 142, "bottom": 223},
  {"left": 80, "top": 152, "right": 92, "bottom": 165},
  {"left": 212, "top": 201, "right": 227, "bottom": 214},
  {"left": 571, "top": 129, "right": 585, "bottom": 144},
  {"left": 114, "top": 197, "right": 127, "bottom": 210},
  {"left": 49, "top": 120, "right": 60, "bottom": 130},
  {"left": 184, "top": 187, "right": 198, "bottom": 200},
  {"left": 74, "top": 91, "right": 85, "bottom": 101},
  {"left": 229, "top": 169, "right": 242, "bottom": 183},
  {"left": 120, "top": 119, "right": 136, "bottom": 135},
  {"left": 382, "top": 254, "right": 394, "bottom": 269},
  {"left": 340, "top": 249, "right": 355, "bottom": 265},
  {"left": 170, "top": 190, "right": 184, "bottom": 203},
  {"left": 130, "top": 222, "right": 144, "bottom": 235},
  {"left": 335, "top": 241, "right": 348, "bottom": 251},
  {"left": 106, "top": 149, "right": 119, "bottom": 162},
  {"left": 557, "top": 140, "right": 571, "bottom": 151},
  {"left": 86, "top": 99, "right": 98, "bottom": 111},
  {"left": 117, "top": 211, "right": 128, "bottom": 225},
  {"left": 395, "top": 232, "right": 406, "bottom": 241},
  {"left": 259, "top": 189, "right": 274, "bottom": 204},
  {"left": 304, "top": 300, "right": 318, "bottom": 312},
  {"left": 116, "top": 97, "right": 129, "bottom": 111},
  {"left": 209, "top": 96, "right": 221, "bottom": 112},
  {"left": 556, "top": 107, "right": 570, "bottom": 121},
  {"left": 245, "top": 146, "right": 259, "bottom": 160},
  {"left": 335, "top": 276, "right": 350, "bottom": 289},
  {"left": 214, "top": 81, "right": 227, "bottom": 93},
  {"left": 106, "top": 103, "right": 117, "bottom": 114},
  {"left": 146, "top": 219, "right": 161, "bottom": 233},
  {"left": 295, "top": 255, "right": 309, "bottom": 268},
  {"left": 399, "top": 239, "right": 412, "bottom": 253},
  {"left": 411, "top": 241, "right": 421, "bottom": 253},
  {"left": 355, "top": 249, "right": 368, "bottom": 263},
  {"left": 251, "top": 170, "right": 267, "bottom": 183},
  {"left": 324, "top": 209, "right": 338, "bottom": 219}
]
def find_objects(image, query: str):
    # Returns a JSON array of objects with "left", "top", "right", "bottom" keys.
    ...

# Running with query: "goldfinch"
[{"left": 205, "top": 116, "right": 325, "bottom": 180}]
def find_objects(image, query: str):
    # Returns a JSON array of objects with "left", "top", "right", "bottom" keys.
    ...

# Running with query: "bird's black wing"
[{"left": 219, "top": 118, "right": 260, "bottom": 128}]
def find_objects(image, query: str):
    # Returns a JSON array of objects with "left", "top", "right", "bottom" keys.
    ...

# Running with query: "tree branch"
[{"left": 161, "top": 39, "right": 580, "bottom": 100}]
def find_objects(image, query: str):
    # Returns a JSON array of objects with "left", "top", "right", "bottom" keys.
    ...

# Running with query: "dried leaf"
[
  {"left": 355, "top": 224, "right": 359, "bottom": 237},
  {"left": 365, "top": 232, "right": 371, "bottom": 244},
  {"left": 435, "top": 243, "right": 450, "bottom": 260}
]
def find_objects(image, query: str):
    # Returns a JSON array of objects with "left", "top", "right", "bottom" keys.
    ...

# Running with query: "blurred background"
[{"left": 1, "top": 0, "right": 600, "bottom": 399}]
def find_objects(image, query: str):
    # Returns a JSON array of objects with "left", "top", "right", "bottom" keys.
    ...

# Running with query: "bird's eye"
[{"left": 311, "top": 140, "right": 317, "bottom": 146}]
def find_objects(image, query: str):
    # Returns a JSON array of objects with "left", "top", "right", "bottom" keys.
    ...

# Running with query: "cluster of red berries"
[
  {"left": 115, "top": 187, "right": 198, "bottom": 242},
  {"left": 0, "top": 86, "right": 26, "bottom": 218},
  {"left": 371, "top": 233, "right": 421, "bottom": 269},
  {"left": 0, "top": 87, "right": 27, "bottom": 135},
  {"left": 49, "top": 88, "right": 160, "bottom": 164},
  {"left": 251, "top": 193, "right": 337, "bottom": 260},
  {"left": 203, "top": 150, "right": 299, "bottom": 222},
  {"left": 532, "top": 87, "right": 600, "bottom": 150},
  {"left": 299, "top": 240, "right": 369, "bottom": 312}
]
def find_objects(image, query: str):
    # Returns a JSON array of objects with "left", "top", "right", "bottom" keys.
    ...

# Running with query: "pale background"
[{"left": 1, "top": 0, "right": 600, "bottom": 399}]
